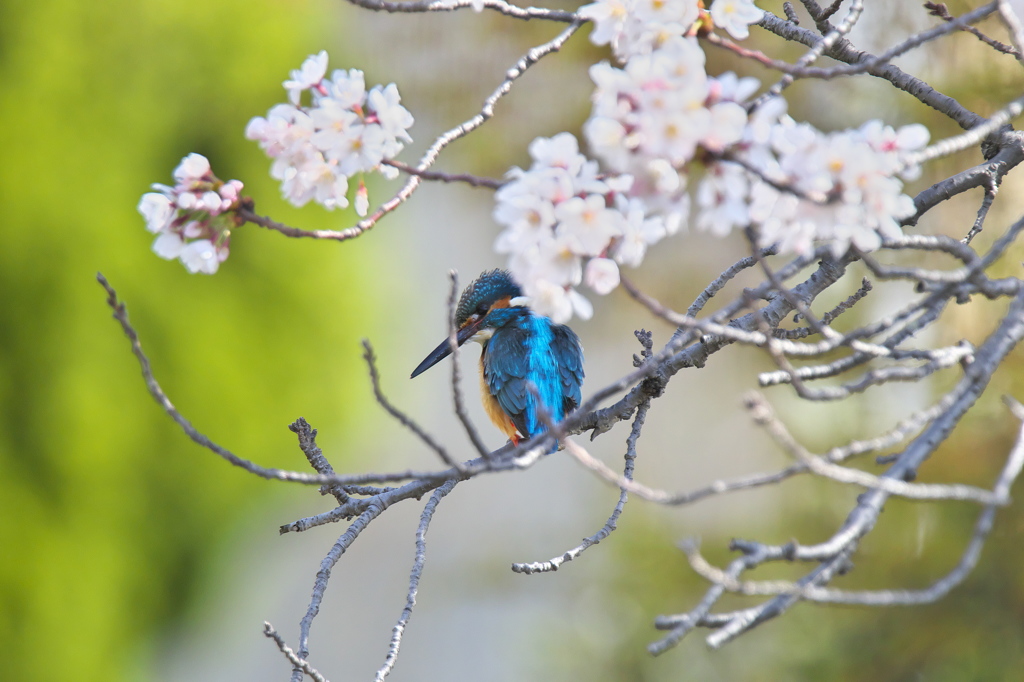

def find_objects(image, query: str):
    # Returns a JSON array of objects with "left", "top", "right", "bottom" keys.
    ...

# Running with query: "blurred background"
[{"left": 2, "top": 1, "right": 1024, "bottom": 680}]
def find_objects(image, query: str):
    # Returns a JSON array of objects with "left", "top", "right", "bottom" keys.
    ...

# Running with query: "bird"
[{"left": 410, "top": 269, "right": 584, "bottom": 447}]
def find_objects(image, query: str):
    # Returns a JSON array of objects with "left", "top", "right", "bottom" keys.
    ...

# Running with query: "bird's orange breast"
[{"left": 479, "top": 355, "right": 521, "bottom": 445}]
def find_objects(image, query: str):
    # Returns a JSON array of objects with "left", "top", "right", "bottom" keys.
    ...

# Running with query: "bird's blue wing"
[
  {"left": 551, "top": 323, "right": 584, "bottom": 416},
  {"left": 482, "top": 324, "right": 532, "bottom": 438},
  {"left": 483, "top": 317, "right": 585, "bottom": 440}
]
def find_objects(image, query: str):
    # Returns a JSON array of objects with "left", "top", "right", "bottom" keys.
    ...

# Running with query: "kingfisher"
[{"left": 410, "top": 270, "right": 584, "bottom": 447}]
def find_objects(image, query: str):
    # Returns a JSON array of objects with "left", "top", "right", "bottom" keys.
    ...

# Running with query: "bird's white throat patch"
[{"left": 471, "top": 328, "right": 496, "bottom": 343}]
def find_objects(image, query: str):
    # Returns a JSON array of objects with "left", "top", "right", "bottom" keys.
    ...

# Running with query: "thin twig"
[
  {"left": 753, "top": 0, "right": 865, "bottom": 105},
  {"left": 512, "top": 400, "right": 650, "bottom": 574},
  {"left": 712, "top": 3, "right": 998, "bottom": 83},
  {"left": 239, "top": 206, "right": 366, "bottom": 242},
  {"left": 744, "top": 391, "right": 1004, "bottom": 504},
  {"left": 375, "top": 478, "right": 459, "bottom": 681},
  {"left": 98, "top": 273, "right": 407, "bottom": 487},
  {"left": 997, "top": 0, "right": 1024, "bottom": 62},
  {"left": 383, "top": 160, "right": 504, "bottom": 189},
  {"left": 362, "top": 340, "right": 466, "bottom": 472},
  {"left": 681, "top": 247, "right": 779, "bottom": 318},
  {"left": 344, "top": 0, "right": 577, "bottom": 22},
  {"left": 964, "top": 176, "right": 998, "bottom": 245},
  {"left": 783, "top": 2, "right": 800, "bottom": 24},
  {"left": 345, "top": 20, "right": 585, "bottom": 241},
  {"left": 757, "top": 11, "right": 985, "bottom": 129},
  {"left": 926, "top": 1, "right": 1020, "bottom": 57},
  {"left": 904, "top": 94, "right": 1024, "bottom": 167},
  {"left": 780, "top": 278, "right": 872, "bottom": 337},
  {"left": 446, "top": 271, "right": 490, "bottom": 457},
  {"left": 290, "top": 418, "right": 349, "bottom": 505},
  {"left": 294, "top": 503, "right": 388, "bottom": 678},
  {"left": 264, "top": 622, "right": 330, "bottom": 682}
]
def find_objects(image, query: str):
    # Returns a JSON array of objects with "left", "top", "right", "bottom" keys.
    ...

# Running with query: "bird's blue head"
[{"left": 411, "top": 270, "right": 524, "bottom": 378}]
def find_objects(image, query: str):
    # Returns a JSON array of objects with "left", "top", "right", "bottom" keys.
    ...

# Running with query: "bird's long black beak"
[{"left": 410, "top": 322, "right": 480, "bottom": 378}]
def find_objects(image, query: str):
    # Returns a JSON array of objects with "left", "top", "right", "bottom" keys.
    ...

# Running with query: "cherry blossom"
[
  {"left": 138, "top": 192, "right": 175, "bottom": 234},
  {"left": 284, "top": 50, "right": 328, "bottom": 105},
  {"left": 180, "top": 239, "right": 222, "bottom": 275},
  {"left": 151, "top": 231, "right": 184, "bottom": 260},
  {"left": 246, "top": 52, "right": 413, "bottom": 212},
  {"left": 554, "top": 194, "right": 625, "bottom": 254},
  {"left": 173, "top": 153, "right": 212, "bottom": 184},
  {"left": 503, "top": 15, "right": 932, "bottom": 318},
  {"left": 696, "top": 162, "right": 750, "bottom": 237},
  {"left": 580, "top": 24, "right": 927, "bottom": 265},
  {"left": 587, "top": 37, "right": 739, "bottom": 174},
  {"left": 612, "top": 197, "right": 667, "bottom": 266},
  {"left": 579, "top": 0, "right": 701, "bottom": 60},
  {"left": 697, "top": 112, "right": 928, "bottom": 257},
  {"left": 137, "top": 153, "right": 242, "bottom": 275},
  {"left": 585, "top": 257, "right": 621, "bottom": 295},
  {"left": 494, "top": 133, "right": 670, "bottom": 322},
  {"left": 710, "top": 0, "right": 764, "bottom": 41},
  {"left": 368, "top": 84, "right": 415, "bottom": 149},
  {"left": 354, "top": 180, "right": 370, "bottom": 217}
]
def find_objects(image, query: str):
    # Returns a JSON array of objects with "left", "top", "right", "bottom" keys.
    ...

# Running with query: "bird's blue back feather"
[
  {"left": 523, "top": 313, "right": 562, "bottom": 436},
  {"left": 482, "top": 308, "right": 583, "bottom": 441}
]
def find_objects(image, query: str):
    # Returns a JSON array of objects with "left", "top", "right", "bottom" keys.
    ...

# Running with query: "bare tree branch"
[
  {"left": 264, "top": 622, "right": 330, "bottom": 682},
  {"left": 651, "top": 285, "right": 1024, "bottom": 652},
  {"left": 343, "top": 0, "right": 577, "bottom": 22},
  {"left": 512, "top": 335, "right": 655, "bottom": 574},
  {"left": 677, "top": 394, "right": 1024, "bottom": 607},
  {"left": 717, "top": 3, "right": 998, "bottom": 84},
  {"left": 926, "top": 1, "right": 1020, "bottom": 57},
  {"left": 382, "top": 160, "right": 504, "bottom": 189},
  {"left": 445, "top": 271, "right": 492, "bottom": 457},
  {"left": 512, "top": 405, "right": 647, "bottom": 574},
  {"left": 905, "top": 103, "right": 1024, "bottom": 167},
  {"left": 744, "top": 392, "right": 1005, "bottom": 504},
  {"left": 757, "top": 11, "right": 985, "bottom": 129},
  {"left": 375, "top": 478, "right": 459, "bottom": 681},
  {"left": 363, "top": 339, "right": 466, "bottom": 471}
]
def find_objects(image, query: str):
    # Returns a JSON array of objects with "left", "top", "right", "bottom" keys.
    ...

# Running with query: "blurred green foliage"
[{"left": 0, "top": 1, "right": 379, "bottom": 680}]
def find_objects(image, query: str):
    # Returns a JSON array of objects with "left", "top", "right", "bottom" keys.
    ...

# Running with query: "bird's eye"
[{"left": 475, "top": 304, "right": 489, "bottom": 316}]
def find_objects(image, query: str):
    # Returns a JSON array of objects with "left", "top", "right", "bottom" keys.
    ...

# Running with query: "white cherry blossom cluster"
[
  {"left": 245, "top": 51, "right": 414, "bottom": 216},
  {"left": 493, "top": 133, "right": 669, "bottom": 323},
  {"left": 496, "top": 20, "right": 931, "bottom": 320},
  {"left": 586, "top": 36, "right": 750, "bottom": 172},
  {"left": 137, "top": 153, "right": 242, "bottom": 274},
  {"left": 584, "top": 36, "right": 752, "bottom": 236},
  {"left": 579, "top": 26, "right": 928, "bottom": 262},
  {"left": 579, "top": 0, "right": 700, "bottom": 60},
  {"left": 579, "top": 0, "right": 762, "bottom": 60},
  {"left": 699, "top": 114, "right": 930, "bottom": 256}
]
